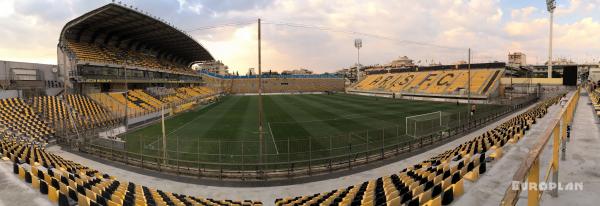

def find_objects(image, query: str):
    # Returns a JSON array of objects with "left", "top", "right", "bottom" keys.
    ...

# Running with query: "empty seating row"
[
  {"left": 65, "top": 94, "right": 118, "bottom": 130},
  {"left": 158, "top": 86, "right": 217, "bottom": 104},
  {"left": 275, "top": 95, "right": 563, "bottom": 206},
  {"left": 146, "top": 87, "right": 177, "bottom": 98},
  {"left": 128, "top": 90, "right": 163, "bottom": 110},
  {"left": 30, "top": 96, "right": 71, "bottom": 132},
  {"left": 91, "top": 87, "right": 219, "bottom": 117},
  {"left": 89, "top": 93, "right": 133, "bottom": 118},
  {"left": 1, "top": 137, "right": 263, "bottom": 206},
  {"left": 0, "top": 98, "right": 54, "bottom": 145},
  {"left": 67, "top": 40, "right": 193, "bottom": 75},
  {"left": 108, "top": 92, "right": 148, "bottom": 117}
]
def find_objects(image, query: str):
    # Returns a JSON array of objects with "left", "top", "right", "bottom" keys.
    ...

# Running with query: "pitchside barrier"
[
  {"left": 501, "top": 87, "right": 580, "bottom": 206},
  {"left": 80, "top": 96, "right": 540, "bottom": 180}
]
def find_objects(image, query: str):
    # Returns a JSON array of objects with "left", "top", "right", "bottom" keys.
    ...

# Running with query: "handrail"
[{"left": 500, "top": 87, "right": 580, "bottom": 206}]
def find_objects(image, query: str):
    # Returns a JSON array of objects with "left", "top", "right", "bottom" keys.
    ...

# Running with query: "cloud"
[
  {"left": 511, "top": 6, "right": 537, "bottom": 20},
  {"left": 0, "top": 0, "right": 599, "bottom": 73},
  {"left": 555, "top": 0, "right": 581, "bottom": 16},
  {"left": 504, "top": 18, "right": 547, "bottom": 37}
]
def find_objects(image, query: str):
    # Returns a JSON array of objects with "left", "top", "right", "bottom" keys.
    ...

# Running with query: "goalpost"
[{"left": 405, "top": 111, "right": 449, "bottom": 138}]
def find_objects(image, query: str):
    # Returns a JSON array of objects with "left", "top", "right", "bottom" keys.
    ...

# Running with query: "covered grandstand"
[
  {"left": 58, "top": 3, "right": 213, "bottom": 92},
  {"left": 0, "top": 3, "right": 262, "bottom": 206},
  {"left": 54, "top": 3, "right": 221, "bottom": 124}
]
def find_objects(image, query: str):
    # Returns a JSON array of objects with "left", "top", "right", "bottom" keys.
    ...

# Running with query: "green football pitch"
[{"left": 123, "top": 94, "right": 508, "bottom": 169}]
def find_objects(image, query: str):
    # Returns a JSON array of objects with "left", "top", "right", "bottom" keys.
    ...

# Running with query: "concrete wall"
[
  {"left": 500, "top": 77, "right": 563, "bottom": 85},
  {"left": 590, "top": 68, "right": 600, "bottom": 82},
  {"left": 57, "top": 46, "right": 75, "bottom": 91},
  {"left": 0, "top": 90, "right": 19, "bottom": 99},
  {"left": 127, "top": 109, "right": 171, "bottom": 127}
]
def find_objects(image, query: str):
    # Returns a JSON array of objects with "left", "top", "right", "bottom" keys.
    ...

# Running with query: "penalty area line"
[{"left": 267, "top": 122, "right": 279, "bottom": 155}]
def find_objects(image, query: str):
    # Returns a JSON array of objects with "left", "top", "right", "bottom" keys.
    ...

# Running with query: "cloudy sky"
[{"left": 0, "top": 0, "right": 599, "bottom": 73}]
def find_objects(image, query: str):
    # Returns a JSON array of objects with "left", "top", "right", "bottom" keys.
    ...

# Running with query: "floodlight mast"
[
  {"left": 257, "top": 18, "right": 264, "bottom": 166},
  {"left": 354, "top": 39, "right": 362, "bottom": 81},
  {"left": 468, "top": 48, "right": 471, "bottom": 122},
  {"left": 547, "top": 0, "right": 556, "bottom": 78},
  {"left": 354, "top": 39, "right": 362, "bottom": 66}
]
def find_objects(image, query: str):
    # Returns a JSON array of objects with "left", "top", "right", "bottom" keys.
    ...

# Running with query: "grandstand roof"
[{"left": 59, "top": 3, "right": 213, "bottom": 66}]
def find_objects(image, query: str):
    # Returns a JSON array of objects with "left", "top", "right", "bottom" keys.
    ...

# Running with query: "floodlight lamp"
[
  {"left": 354, "top": 39, "right": 362, "bottom": 49},
  {"left": 546, "top": 0, "right": 556, "bottom": 12}
]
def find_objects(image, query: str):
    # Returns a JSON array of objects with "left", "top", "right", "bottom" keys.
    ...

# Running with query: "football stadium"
[{"left": 1, "top": 1, "right": 599, "bottom": 206}]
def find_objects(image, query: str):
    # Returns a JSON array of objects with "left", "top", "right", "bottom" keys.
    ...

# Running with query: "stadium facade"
[{"left": 0, "top": 60, "right": 61, "bottom": 98}]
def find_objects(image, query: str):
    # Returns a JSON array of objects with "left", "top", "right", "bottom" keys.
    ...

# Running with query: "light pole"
[
  {"left": 467, "top": 48, "right": 471, "bottom": 122},
  {"left": 547, "top": 0, "right": 556, "bottom": 78},
  {"left": 354, "top": 39, "right": 362, "bottom": 65},
  {"left": 354, "top": 39, "right": 362, "bottom": 81},
  {"left": 257, "top": 18, "right": 264, "bottom": 166}
]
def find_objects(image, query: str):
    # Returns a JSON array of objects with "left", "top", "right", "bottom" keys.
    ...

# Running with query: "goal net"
[{"left": 405, "top": 111, "right": 450, "bottom": 138}]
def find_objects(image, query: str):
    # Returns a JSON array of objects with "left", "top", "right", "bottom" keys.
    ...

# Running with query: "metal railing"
[
  {"left": 77, "top": 96, "right": 539, "bottom": 180},
  {"left": 500, "top": 87, "right": 580, "bottom": 206}
]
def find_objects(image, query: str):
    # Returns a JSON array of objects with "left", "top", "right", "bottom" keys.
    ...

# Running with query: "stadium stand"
[
  {"left": 350, "top": 69, "right": 502, "bottom": 97},
  {"left": 64, "top": 94, "right": 117, "bottom": 129},
  {"left": 274, "top": 95, "right": 562, "bottom": 206},
  {"left": 30, "top": 95, "right": 117, "bottom": 133},
  {"left": 128, "top": 90, "right": 162, "bottom": 111},
  {"left": 229, "top": 78, "right": 345, "bottom": 94},
  {"left": 89, "top": 93, "right": 130, "bottom": 118},
  {"left": 67, "top": 40, "right": 193, "bottom": 75},
  {"left": 200, "top": 71, "right": 345, "bottom": 94},
  {"left": 146, "top": 87, "right": 177, "bottom": 99},
  {"left": 0, "top": 98, "right": 54, "bottom": 145},
  {"left": 160, "top": 86, "right": 217, "bottom": 105},
  {"left": 30, "top": 96, "right": 71, "bottom": 132},
  {"left": 88, "top": 87, "right": 218, "bottom": 118},
  {"left": 1, "top": 137, "right": 263, "bottom": 206},
  {"left": 107, "top": 92, "right": 148, "bottom": 117},
  {"left": 56, "top": 3, "right": 213, "bottom": 109}
]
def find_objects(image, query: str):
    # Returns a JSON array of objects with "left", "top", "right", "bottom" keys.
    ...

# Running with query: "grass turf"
[{"left": 123, "top": 94, "right": 509, "bottom": 169}]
